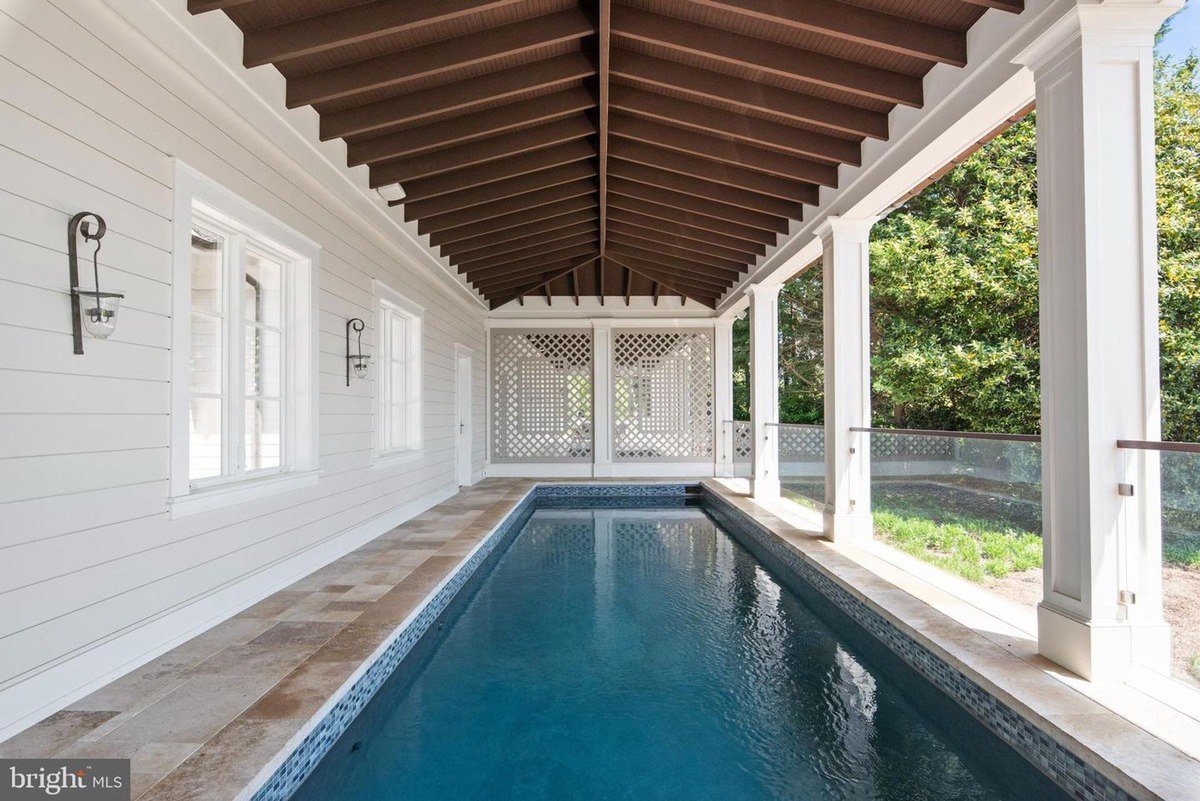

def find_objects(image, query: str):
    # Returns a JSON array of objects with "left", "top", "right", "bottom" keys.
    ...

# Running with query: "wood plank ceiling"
[{"left": 189, "top": 0, "right": 1022, "bottom": 309}]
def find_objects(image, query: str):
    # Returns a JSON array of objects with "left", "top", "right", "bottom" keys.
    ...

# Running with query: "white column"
[
  {"left": 1016, "top": 0, "right": 1176, "bottom": 681},
  {"left": 592, "top": 320, "right": 614, "bottom": 477},
  {"left": 714, "top": 315, "right": 735, "bottom": 477},
  {"left": 748, "top": 284, "right": 781, "bottom": 499},
  {"left": 819, "top": 217, "right": 876, "bottom": 545}
]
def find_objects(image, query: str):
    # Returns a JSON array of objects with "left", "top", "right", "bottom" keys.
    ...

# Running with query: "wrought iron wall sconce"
[
  {"left": 68, "top": 211, "right": 124, "bottom": 354},
  {"left": 346, "top": 317, "right": 370, "bottom": 386}
]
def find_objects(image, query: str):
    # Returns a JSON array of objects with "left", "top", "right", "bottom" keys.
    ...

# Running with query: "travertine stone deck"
[{"left": 0, "top": 479, "right": 537, "bottom": 800}]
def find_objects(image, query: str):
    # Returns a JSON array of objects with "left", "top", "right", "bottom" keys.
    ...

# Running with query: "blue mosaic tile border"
[
  {"left": 248, "top": 483, "right": 691, "bottom": 801},
  {"left": 534, "top": 482, "right": 695, "bottom": 497},
  {"left": 700, "top": 486, "right": 1136, "bottom": 801}
]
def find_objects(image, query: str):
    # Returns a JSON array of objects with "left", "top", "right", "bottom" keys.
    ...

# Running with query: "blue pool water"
[{"left": 294, "top": 505, "right": 1068, "bottom": 801}]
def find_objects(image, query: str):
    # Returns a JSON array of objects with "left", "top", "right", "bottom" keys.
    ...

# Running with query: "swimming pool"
[{"left": 286, "top": 495, "right": 1069, "bottom": 801}]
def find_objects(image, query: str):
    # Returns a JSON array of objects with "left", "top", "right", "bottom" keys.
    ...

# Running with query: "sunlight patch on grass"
[{"left": 872, "top": 510, "right": 1042, "bottom": 583}]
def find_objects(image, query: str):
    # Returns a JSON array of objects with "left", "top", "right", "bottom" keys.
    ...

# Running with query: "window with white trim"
[
  {"left": 170, "top": 163, "right": 319, "bottom": 515},
  {"left": 375, "top": 282, "right": 423, "bottom": 457}
]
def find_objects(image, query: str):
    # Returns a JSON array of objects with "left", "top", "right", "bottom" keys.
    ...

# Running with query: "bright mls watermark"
[{"left": 0, "top": 761, "right": 129, "bottom": 801}]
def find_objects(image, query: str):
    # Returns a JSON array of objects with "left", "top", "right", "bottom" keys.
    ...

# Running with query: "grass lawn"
[{"left": 783, "top": 478, "right": 1200, "bottom": 574}]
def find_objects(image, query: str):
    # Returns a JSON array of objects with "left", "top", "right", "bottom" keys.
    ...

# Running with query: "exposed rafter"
[
  {"left": 286, "top": 10, "right": 593, "bottom": 108},
  {"left": 611, "top": 6, "right": 924, "bottom": 108},
  {"left": 243, "top": 1, "right": 527, "bottom": 68},
  {"left": 687, "top": 0, "right": 967, "bottom": 67},
  {"left": 321, "top": 53, "right": 595, "bottom": 140}
]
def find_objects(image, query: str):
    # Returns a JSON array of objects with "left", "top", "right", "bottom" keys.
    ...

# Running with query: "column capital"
[
  {"left": 815, "top": 215, "right": 878, "bottom": 244},
  {"left": 745, "top": 282, "right": 782, "bottom": 302},
  {"left": 1014, "top": 1, "right": 1181, "bottom": 72}
]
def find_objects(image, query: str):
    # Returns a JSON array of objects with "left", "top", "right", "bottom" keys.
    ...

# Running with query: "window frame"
[
  {"left": 373, "top": 280, "right": 424, "bottom": 465},
  {"left": 169, "top": 162, "right": 320, "bottom": 517}
]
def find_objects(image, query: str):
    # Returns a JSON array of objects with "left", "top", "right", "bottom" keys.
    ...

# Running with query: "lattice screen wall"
[
  {"left": 491, "top": 330, "right": 593, "bottom": 462},
  {"left": 612, "top": 331, "right": 714, "bottom": 461}
]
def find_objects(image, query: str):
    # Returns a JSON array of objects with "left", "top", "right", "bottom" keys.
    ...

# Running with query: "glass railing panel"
[
  {"left": 1157, "top": 448, "right": 1200, "bottom": 688},
  {"left": 778, "top": 423, "right": 824, "bottom": 512},
  {"left": 726, "top": 420, "right": 752, "bottom": 472},
  {"left": 864, "top": 429, "right": 1043, "bottom": 606}
]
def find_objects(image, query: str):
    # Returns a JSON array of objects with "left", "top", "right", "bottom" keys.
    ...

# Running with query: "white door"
[{"left": 456, "top": 353, "right": 473, "bottom": 486}]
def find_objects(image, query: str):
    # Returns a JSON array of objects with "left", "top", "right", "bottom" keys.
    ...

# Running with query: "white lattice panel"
[
  {"left": 779, "top": 424, "right": 824, "bottom": 460},
  {"left": 491, "top": 330, "right": 593, "bottom": 461},
  {"left": 733, "top": 421, "right": 752, "bottom": 461},
  {"left": 613, "top": 331, "right": 713, "bottom": 460}
]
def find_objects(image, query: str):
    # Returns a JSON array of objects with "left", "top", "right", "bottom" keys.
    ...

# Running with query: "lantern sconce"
[
  {"left": 346, "top": 317, "right": 371, "bottom": 386},
  {"left": 68, "top": 211, "right": 124, "bottom": 354}
]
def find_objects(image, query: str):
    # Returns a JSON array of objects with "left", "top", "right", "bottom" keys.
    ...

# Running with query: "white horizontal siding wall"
[{"left": 0, "top": 0, "right": 488, "bottom": 737}]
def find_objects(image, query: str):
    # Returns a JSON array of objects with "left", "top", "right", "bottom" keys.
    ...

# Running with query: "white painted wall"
[{"left": 0, "top": 0, "right": 488, "bottom": 738}]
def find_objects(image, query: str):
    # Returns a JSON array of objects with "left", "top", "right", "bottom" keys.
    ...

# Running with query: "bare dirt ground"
[{"left": 989, "top": 565, "right": 1200, "bottom": 687}]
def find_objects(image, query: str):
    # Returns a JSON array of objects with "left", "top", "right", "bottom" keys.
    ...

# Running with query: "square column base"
[
  {"left": 750, "top": 476, "right": 780, "bottom": 500},
  {"left": 824, "top": 511, "right": 874, "bottom": 546},
  {"left": 1038, "top": 603, "right": 1170, "bottom": 682}
]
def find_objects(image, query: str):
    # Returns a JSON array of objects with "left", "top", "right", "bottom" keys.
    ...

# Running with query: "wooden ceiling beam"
[
  {"left": 606, "top": 231, "right": 746, "bottom": 272},
  {"left": 440, "top": 213, "right": 598, "bottom": 258},
  {"left": 611, "top": 85, "right": 860, "bottom": 166},
  {"left": 401, "top": 140, "right": 596, "bottom": 202},
  {"left": 600, "top": 258, "right": 731, "bottom": 293},
  {"left": 608, "top": 159, "right": 801, "bottom": 219},
  {"left": 458, "top": 233, "right": 598, "bottom": 273},
  {"left": 420, "top": 184, "right": 595, "bottom": 237},
  {"left": 612, "top": 6, "right": 923, "bottom": 108},
  {"left": 688, "top": 0, "right": 966, "bottom": 67},
  {"left": 286, "top": 9, "right": 592, "bottom": 108},
  {"left": 243, "top": 0, "right": 525, "bottom": 68},
  {"left": 606, "top": 193, "right": 775, "bottom": 245},
  {"left": 404, "top": 161, "right": 594, "bottom": 221},
  {"left": 320, "top": 53, "right": 595, "bottom": 141},
  {"left": 487, "top": 255, "right": 600, "bottom": 309},
  {"left": 447, "top": 221, "right": 599, "bottom": 263},
  {"left": 608, "top": 139, "right": 818, "bottom": 205},
  {"left": 477, "top": 264, "right": 583, "bottom": 293},
  {"left": 598, "top": 0, "right": 612, "bottom": 262},
  {"left": 428, "top": 196, "right": 596, "bottom": 246},
  {"left": 607, "top": 177, "right": 786, "bottom": 234},
  {"left": 354, "top": 87, "right": 594, "bottom": 168},
  {"left": 368, "top": 116, "right": 595, "bottom": 185},
  {"left": 606, "top": 219, "right": 757, "bottom": 263},
  {"left": 599, "top": 254, "right": 732, "bottom": 288},
  {"left": 610, "top": 114, "right": 838, "bottom": 187},
  {"left": 612, "top": 51, "right": 887, "bottom": 140},
  {"left": 616, "top": 266, "right": 726, "bottom": 300},
  {"left": 468, "top": 243, "right": 600, "bottom": 284},
  {"left": 607, "top": 207, "right": 765, "bottom": 256},
  {"left": 606, "top": 242, "right": 740, "bottom": 282},
  {"left": 605, "top": 255, "right": 718, "bottom": 308}
]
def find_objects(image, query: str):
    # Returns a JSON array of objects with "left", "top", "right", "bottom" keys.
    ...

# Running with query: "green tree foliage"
[
  {"left": 869, "top": 114, "right": 1040, "bottom": 433},
  {"left": 758, "top": 55, "right": 1199, "bottom": 438},
  {"left": 1157, "top": 55, "right": 1200, "bottom": 441}
]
